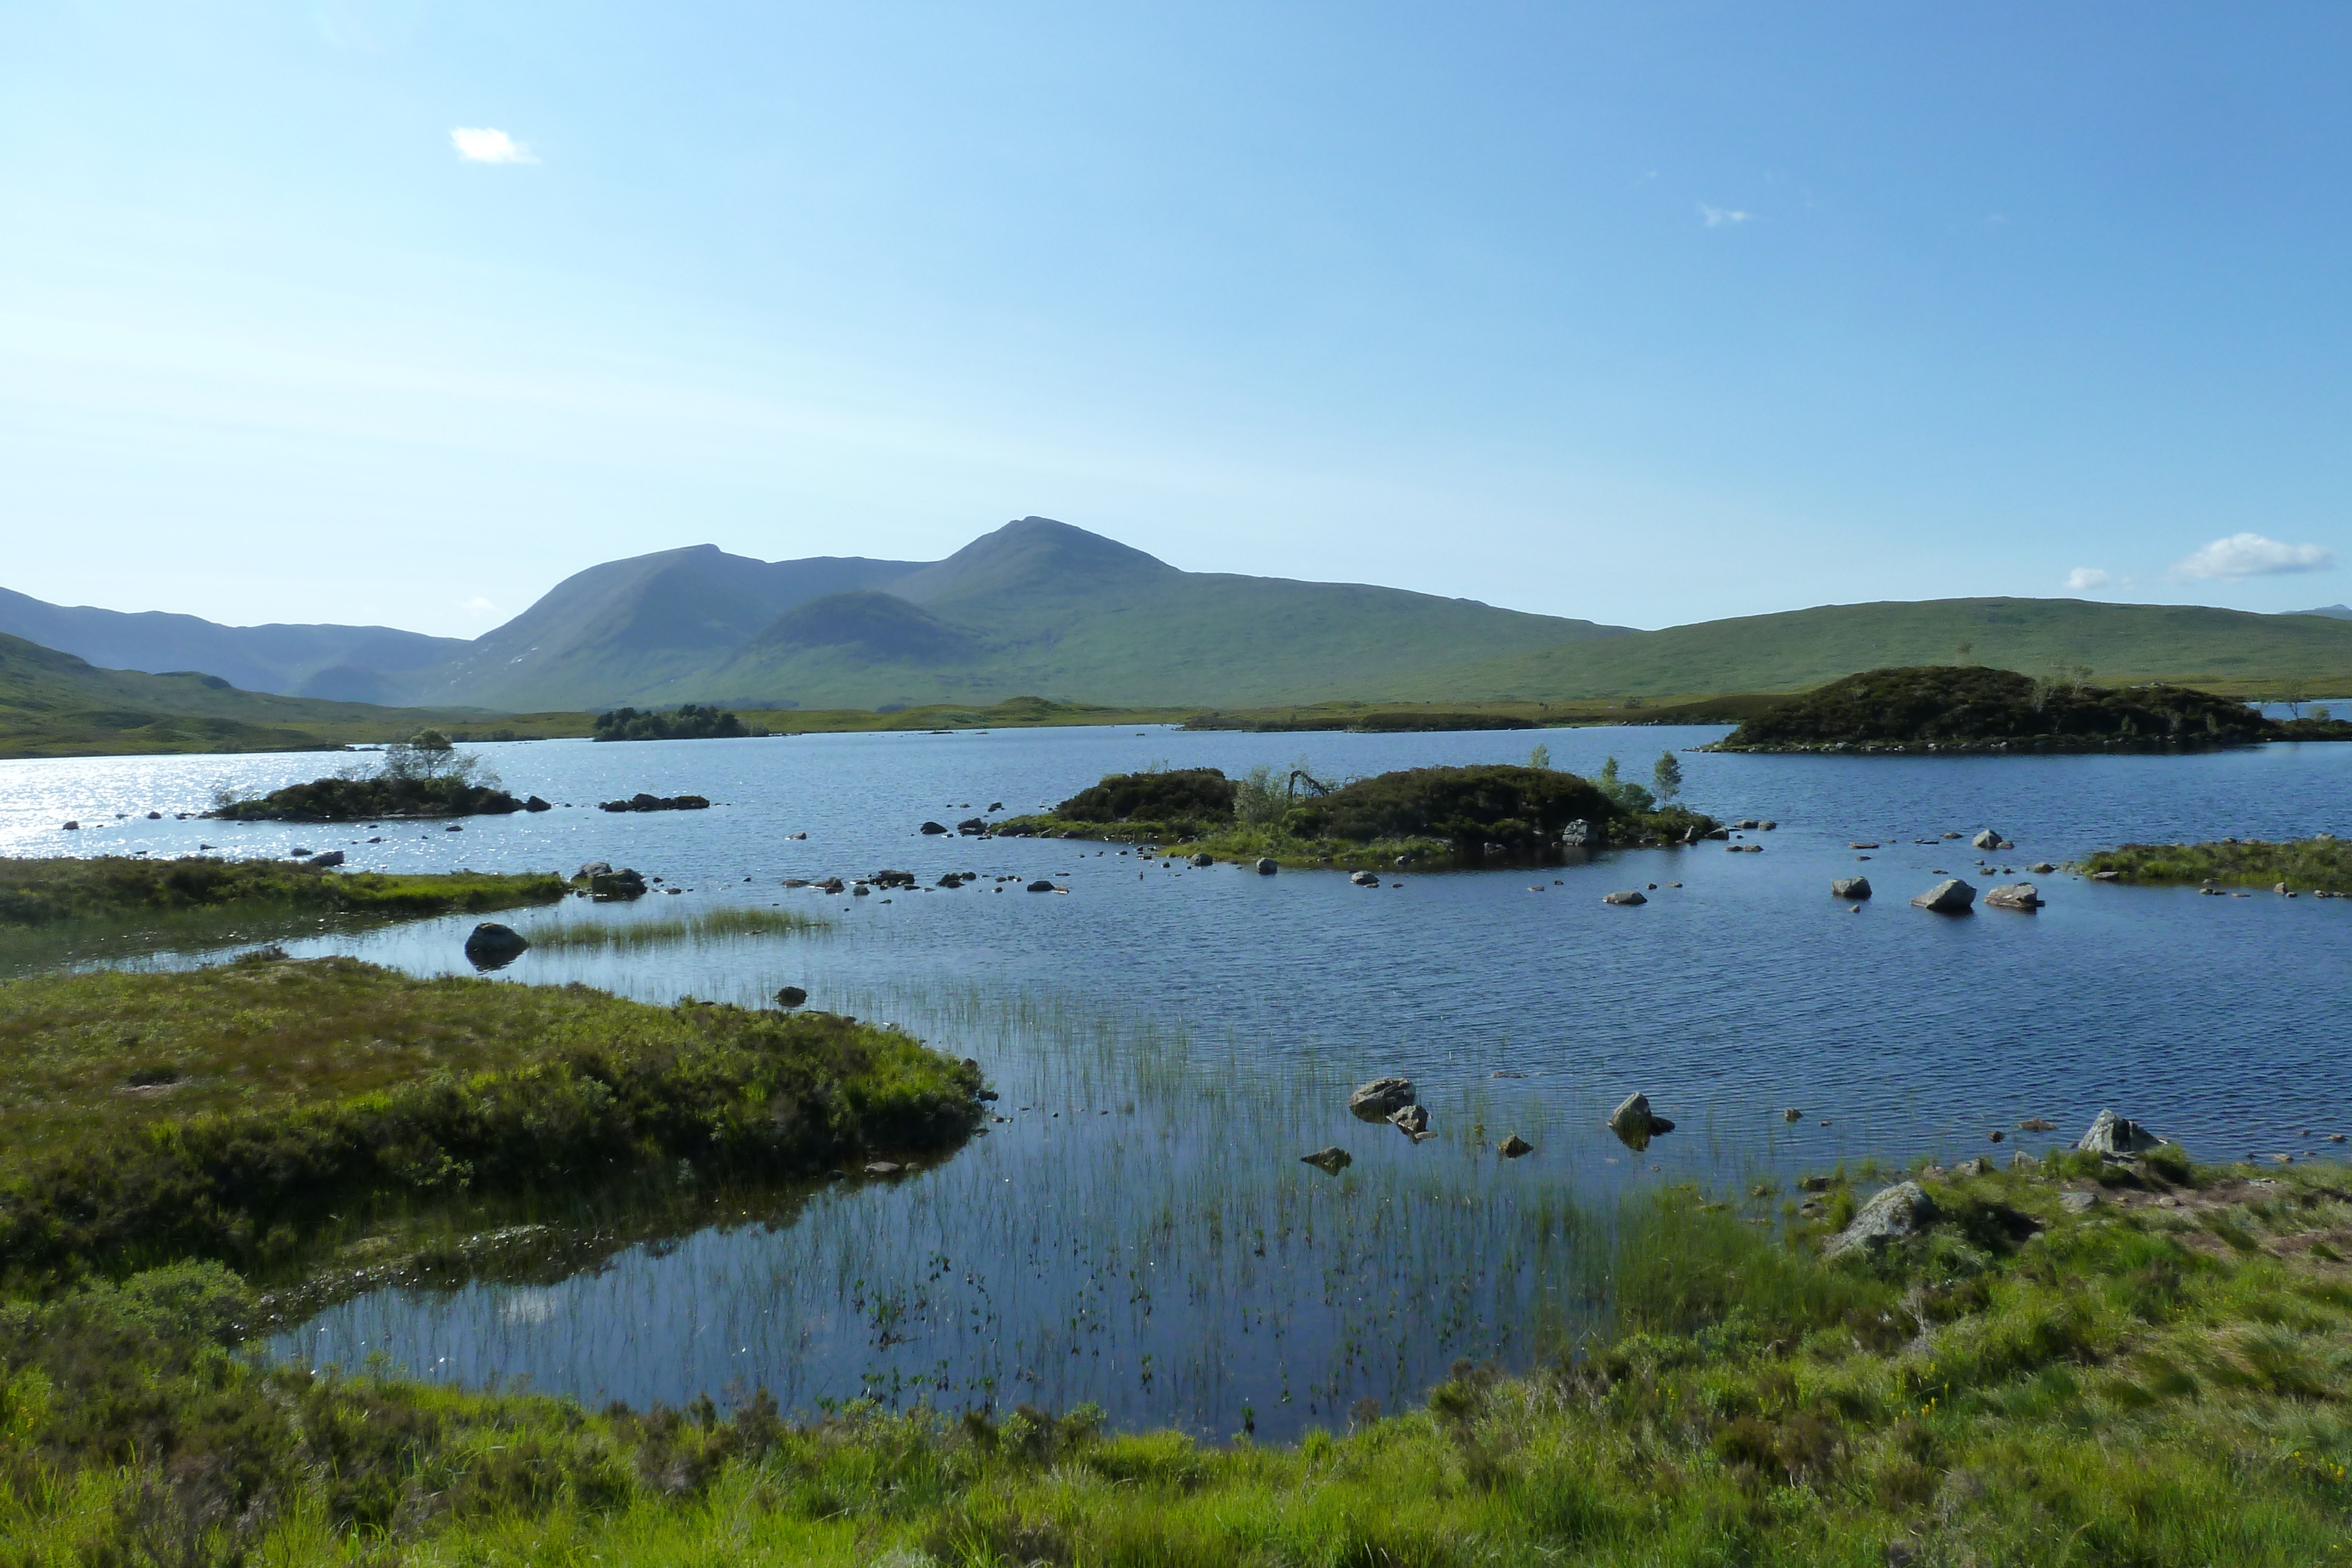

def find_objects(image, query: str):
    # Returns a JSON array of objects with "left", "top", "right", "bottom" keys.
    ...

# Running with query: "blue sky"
[{"left": 3, "top": 2, "right": 2347, "bottom": 637}]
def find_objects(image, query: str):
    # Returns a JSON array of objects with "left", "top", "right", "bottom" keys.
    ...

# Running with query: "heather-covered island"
[
  {"left": 2078, "top": 836, "right": 2352, "bottom": 895},
  {"left": 993, "top": 759, "right": 1718, "bottom": 868},
  {"left": 1710, "top": 665, "right": 2352, "bottom": 754},
  {"left": 205, "top": 729, "right": 549, "bottom": 820}
]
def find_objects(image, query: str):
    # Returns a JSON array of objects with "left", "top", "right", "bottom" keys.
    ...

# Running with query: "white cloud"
[
  {"left": 1699, "top": 204, "right": 1751, "bottom": 228},
  {"left": 458, "top": 595, "right": 501, "bottom": 616},
  {"left": 2064, "top": 567, "right": 2111, "bottom": 591},
  {"left": 450, "top": 128, "right": 536, "bottom": 165},
  {"left": 2167, "top": 532, "right": 2336, "bottom": 582}
]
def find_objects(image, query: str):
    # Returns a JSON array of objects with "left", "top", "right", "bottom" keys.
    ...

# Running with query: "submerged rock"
[
  {"left": 775, "top": 986, "right": 808, "bottom": 1007},
  {"left": 1498, "top": 1134, "right": 1534, "bottom": 1158},
  {"left": 1831, "top": 876, "right": 1872, "bottom": 900},
  {"left": 1388, "top": 1104, "right": 1429, "bottom": 1136},
  {"left": 1911, "top": 878, "right": 1976, "bottom": 913},
  {"left": 1190, "top": 852, "right": 1214, "bottom": 867},
  {"left": 2030, "top": 861, "right": 2057, "bottom": 874},
  {"left": 2076, "top": 1109, "right": 2168, "bottom": 1156},
  {"left": 309, "top": 850, "right": 346, "bottom": 868},
  {"left": 1607, "top": 1092, "right": 1675, "bottom": 1150},
  {"left": 1256, "top": 857, "right": 1278, "bottom": 875},
  {"left": 1025, "top": 880, "right": 1056, "bottom": 892},
  {"left": 1972, "top": 828, "right": 2003, "bottom": 850},
  {"left": 1301, "top": 1146, "right": 1353, "bottom": 1175},
  {"left": 599, "top": 793, "right": 711, "bottom": 813},
  {"left": 2018, "top": 1116, "right": 2057, "bottom": 1132},
  {"left": 920, "top": 821, "right": 949, "bottom": 835},
  {"left": 1602, "top": 889, "right": 1648, "bottom": 905},
  {"left": 524, "top": 795, "right": 553, "bottom": 812},
  {"left": 1350, "top": 869, "right": 1381, "bottom": 887},
  {"left": 1350, "top": 1077, "right": 1416, "bottom": 1121},
  {"left": 1823, "top": 1181, "right": 1937, "bottom": 1258},
  {"left": 1984, "top": 882, "right": 2043, "bottom": 910},
  {"left": 590, "top": 867, "right": 649, "bottom": 900}
]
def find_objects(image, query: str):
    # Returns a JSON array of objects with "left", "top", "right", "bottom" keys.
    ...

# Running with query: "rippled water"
[{"left": 6, "top": 724, "right": 2350, "bottom": 1437}]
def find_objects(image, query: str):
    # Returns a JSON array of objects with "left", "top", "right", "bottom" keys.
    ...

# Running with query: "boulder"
[
  {"left": 2076, "top": 1109, "right": 2167, "bottom": 1156},
  {"left": 956, "top": 817, "right": 988, "bottom": 835},
  {"left": 1972, "top": 829, "right": 2002, "bottom": 850},
  {"left": 864, "top": 1162, "right": 903, "bottom": 1176},
  {"left": 2018, "top": 1117, "right": 2057, "bottom": 1132},
  {"left": 463, "top": 922, "right": 529, "bottom": 969},
  {"left": 920, "top": 821, "right": 949, "bottom": 835},
  {"left": 1498, "top": 1134, "right": 1534, "bottom": 1158},
  {"left": 775, "top": 985, "right": 808, "bottom": 1007},
  {"left": 577, "top": 860, "right": 613, "bottom": 881},
  {"left": 1783, "top": 1108, "right": 1804, "bottom": 1121},
  {"left": 1025, "top": 880, "right": 1057, "bottom": 892},
  {"left": 817, "top": 878, "right": 846, "bottom": 894},
  {"left": 1984, "top": 882, "right": 2043, "bottom": 910},
  {"left": 524, "top": 795, "right": 553, "bottom": 812},
  {"left": 1602, "top": 890, "right": 1648, "bottom": 905},
  {"left": 1823, "top": 1182, "right": 1937, "bottom": 1258},
  {"left": 1351, "top": 1077, "right": 1416, "bottom": 1121},
  {"left": 1256, "top": 857, "right": 1278, "bottom": 875},
  {"left": 2030, "top": 862, "right": 2056, "bottom": 874},
  {"left": 309, "top": 850, "right": 346, "bottom": 868},
  {"left": 1350, "top": 870, "right": 1381, "bottom": 887},
  {"left": 1388, "top": 1104, "right": 1429, "bottom": 1136},
  {"left": 600, "top": 793, "right": 710, "bottom": 813},
  {"left": 1910, "top": 878, "right": 1976, "bottom": 913},
  {"left": 1560, "top": 819, "right": 1593, "bottom": 848},
  {"left": 1190, "top": 852, "right": 1215, "bottom": 867},
  {"left": 1301, "top": 1146, "right": 1353, "bottom": 1175},
  {"left": 590, "top": 868, "right": 649, "bottom": 900},
  {"left": 1831, "top": 877, "right": 1872, "bottom": 900},
  {"left": 1607, "top": 1092, "right": 1675, "bottom": 1149}
]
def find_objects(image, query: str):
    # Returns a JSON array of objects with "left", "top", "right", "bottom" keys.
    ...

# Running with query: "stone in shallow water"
[
  {"left": 1911, "top": 878, "right": 1976, "bottom": 912},
  {"left": 1300, "top": 1147, "right": 1352, "bottom": 1175},
  {"left": 1497, "top": 1134, "right": 1534, "bottom": 1158}
]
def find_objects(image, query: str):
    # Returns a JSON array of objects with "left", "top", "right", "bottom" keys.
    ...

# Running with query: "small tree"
[
  {"left": 1956, "top": 641, "right": 1975, "bottom": 664},
  {"left": 1595, "top": 756, "right": 1656, "bottom": 814},
  {"left": 1651, "top": 750, "right": 1683, "bottom": 803},
  {"left": 1528, "top": 743, "right": 1552, "bottom": 771},
  {"left": 2279, "top": 677, "right": 2310, "bottom": 720},
  {"left": 381, "top": 729, "right": 495, "bottom": 786}
]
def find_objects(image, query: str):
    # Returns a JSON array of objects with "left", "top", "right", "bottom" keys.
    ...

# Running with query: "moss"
[{"left": 2079, "top": 837, "right": 2352, "bottom": 894}]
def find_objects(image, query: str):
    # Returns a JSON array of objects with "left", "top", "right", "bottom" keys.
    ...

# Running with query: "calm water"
[{"left": 5, "top": 724, "right": 2350, "bottom": 1438}]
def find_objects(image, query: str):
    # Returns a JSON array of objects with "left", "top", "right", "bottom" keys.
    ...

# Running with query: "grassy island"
[
  {"left": 6, "top": 1118, "right": 2351, "bottom": 1563},
  {"left": 995, "top": 763, "right": 1718, "bottom": 868},
  {"left": 1710, "top": 664, "right": 2348, "bottom": 753},
  {"left": 0, "top": 856, "right": 565, "bottom": 928},
  {"left": 2078, "top": 837, "right": 2352, "bottom": 894},
  {"left": 203, "top": 773, "right": 537, "bottom": 820},
  {"left": 592, "top": 703, "right": 759, "bottom": 741}
]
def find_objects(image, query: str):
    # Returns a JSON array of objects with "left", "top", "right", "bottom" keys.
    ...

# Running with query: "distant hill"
[
  {"left": 0, "top": 587, "right": 467, "bottom": 701},
  {"left": 2291, "top": 604, "right": 2352, "bottom": 621},
  {"left": 389, "top": 519, "right": 1629, "bottom": 710},
  {"left": 0, "top": 633, "right": 563, "bottom": 760},
  {"left": 1406, "top": 597, "right": 2352, "bottom": 701}
]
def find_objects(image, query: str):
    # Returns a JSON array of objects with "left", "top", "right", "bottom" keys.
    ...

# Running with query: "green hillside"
[
  {"left": 0, "top": 634, "right": 582, "bottom": 759},
  {"left": 634, "top": 519, "right": 1623, "bottom": 710},
  {"left": 1406, "top": 597, "right": 2352, "bottom": 701}
]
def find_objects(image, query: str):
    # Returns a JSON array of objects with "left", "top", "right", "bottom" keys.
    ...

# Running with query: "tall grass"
[{"left": 530, "top": 907, "right": 824, "bottom": 951}]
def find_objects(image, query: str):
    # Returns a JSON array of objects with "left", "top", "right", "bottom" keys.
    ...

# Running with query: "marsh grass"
[
  {"left": 529, "top": 906, "right": 826, "bottom": 952},
  {"left": 2080, "top": 836, "right": 2352, "bottom": 893}
]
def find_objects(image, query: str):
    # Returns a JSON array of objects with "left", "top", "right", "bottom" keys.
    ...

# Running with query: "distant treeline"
[{"left": 590, "top": 704, "right": 758, "bottom": 742}]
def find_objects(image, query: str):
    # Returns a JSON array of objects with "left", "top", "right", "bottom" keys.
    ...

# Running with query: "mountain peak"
[{"left": 890, "top": 517, "right": 1175, "bottom": 606}]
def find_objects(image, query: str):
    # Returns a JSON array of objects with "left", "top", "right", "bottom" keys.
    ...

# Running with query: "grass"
[
  {"left": 530, "top": 907, "right": 824, "bottom": 951},
  {"left": 0, "top": 856, "right": 565, "bottom": 927},
  {"left": 6, "top": 1147, "right": 2352, "bottom": 1563},
  {"left": 0, "top": 953, "right": 982, "bottom": 1278},
  {"left": 2079, "top": 837, "right": 2352, "bottom": 894}
]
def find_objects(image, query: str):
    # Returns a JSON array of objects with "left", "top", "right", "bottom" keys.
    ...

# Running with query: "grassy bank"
[
  {"left": 0, "top": 856, "right": 565, "bottom": 927},
  {"left": 0, "top": 953, "right": 983, "bottom": 1278},
  {"left": 2078, "top": 837, "right": 2352, "bottom": 894},
  {"left": 6, "top": 1145, "right": 2351, "bottom": 1563}
]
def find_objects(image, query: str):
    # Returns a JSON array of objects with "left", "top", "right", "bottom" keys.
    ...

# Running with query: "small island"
[
  {"left": 2077, "top": 836, "right": 2352, "bottom": 895},
  {"left": 591, "top": 704, "right": 761, "bottom": 741},
  {"left": 205, "top": 730, "right": 549, "bottom": 821},
  {"left": 0, "top": 857, "right": 566, "bottom": 927},
  {"left": 1710, "top": 665, "right": 2352, "bottom": 754},
  {"left": 993, "top": 759, "right": 1717, "bottom": 868}
]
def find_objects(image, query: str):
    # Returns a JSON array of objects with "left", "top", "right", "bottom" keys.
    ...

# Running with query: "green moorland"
[
  {"left": 996, "top": 763, "right": 1718, "bottom": 868},
  {"left": 0, "top": 630, "right": 593, "bottom": 760},
  {"left": 1411, "top": 596, "right": 2352, "bottom": 703},
  {"left": 1709, "top": 666, "right": 2324, "bottom": 753},
  {"left": 8, "top": 1114, "right": 2352, "bottom": 1563},
  {"left": 2077, "top": 837, "right": 2352, "bottom": 894}
]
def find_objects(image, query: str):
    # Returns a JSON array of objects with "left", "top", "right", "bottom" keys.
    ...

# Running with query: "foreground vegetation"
[
  {"left": 6, "top": 1132, "right": 2351, "bottom": 1563},
  {"left": 0, "top": 857, "right": 564, "bottom": 928},
  {"left": 2079, "top": 837, "right": 2352, "bottom": 894},
  {"left": 1711, "top": 665, "right": 2324, "bottom": 753},
  {"left": 999, "top": 763, "right": 1718, "bottom": 868}
]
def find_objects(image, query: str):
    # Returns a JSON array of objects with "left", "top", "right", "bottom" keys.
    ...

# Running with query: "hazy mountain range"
[{"left": 7, "top": 517, "right": 2352, "bottom": 713}]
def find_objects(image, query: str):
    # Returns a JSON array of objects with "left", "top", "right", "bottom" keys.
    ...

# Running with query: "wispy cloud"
[
  {"left": 450, "top": 128, "right": 536, "bottom": 165},
  {"left": 2167, "top": 532, "right": 2336, "bottom": 582},
  {"left": 1699, "top": 204, "right": 1751, "bottom": 228},
  {"left": 458, "top": 595, "right": 501, "bottom": 617},
  {"left": 2063, "top": 567, "right": 2111, "bottom": 591}
]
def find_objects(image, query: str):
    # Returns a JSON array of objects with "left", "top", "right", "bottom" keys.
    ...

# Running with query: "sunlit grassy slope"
[{"left": 1408, "top": 597, "right": 2352, "bottom": 701}]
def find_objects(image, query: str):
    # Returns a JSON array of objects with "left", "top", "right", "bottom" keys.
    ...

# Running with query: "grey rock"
[
  {"left": 1026, "top": 880, "right": 1056, "bottom": 892},
  {"left": 524, "top": 795, "right": 553, "bottom": 812},
  {"left": 1498, "top": 1134, "right": 1535, "bottom": 1158},
  {"left": 1972, "top": 829, "right": 2002, "bottom": 850},
  {"left": 1602, "top": 890, "right": 1648, "bottom": 905},
  {"left": 1191, "top": 852, "right": 1214, "bottom": 867},
  {"left": 956, "top": 817, "right": 987, "bottom": 835},
  {"left": 1256, "top": 857, "right": 1278, "bottom": 875},
  {"left": 2076, "top": 1109, "right": 2168, "bottom": 1155},
  {"left": 590, "top": 867, "right": 648, "bottom": 900},
  {"left": 1984, "top": 882, "right": 2043, "bottom": 910},
  {"left": 1823, "top": 1181, "right": 1938, "bottom": 1258},
  {"left": 1560, "top": 818, "right": 1594, "bottom": 848},
  {"left": 1350, "top": 870, "right": 1381, "bottom": 887},
  {"left": 1831, "top": 877, "right": 1872, "bottom": 900},
  {"left": 920, "top": 821, "right": 949, "bottom": 835},
  {"left": 309, "top": 850, "right": 345, "bottom": 868},
  {"left": 2091, "top": 870, "right": 2120, "bottom": 881},
  {"left": 2018, "top": 1117, "right": 2057, "bottom": 1132},
  {"left": 2059, "top": 1190, "right": 2097, "bottom": 1214},
  {"left": 1351, "top": 1077, "right": 1416, "bottom": 1121},
  {"left": 2030, "top": 861, "right": 2056, "bottom": 874},
  {"left": 1301, "top": 1146, "right": 1353, "bottom": 1175},
  {"left": 1388, "top": 1104, "right": 1429, "bottom": 1136},
  {"left": 1607, "top": 1092, "right": 1675, "bottom": 1149},
  {"left": 1911, "top": 878, "right": 1976, "bottom": 912},
  {"left": 577, "top": 861, "right": 613, "bottom": 881},
  {"left": 864, "top": 1161, "right": 903, "bottom": 1175}
]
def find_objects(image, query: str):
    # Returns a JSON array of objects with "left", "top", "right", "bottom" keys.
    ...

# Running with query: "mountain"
[
  {"left": 0, "top": 633, "right": 516, "bottom": 759},
  {"left": 2290, "top": 604, "right": 2352, "bottom": 621},
  {"left": 386, "top": 519, "right": 1629, "bottom": 711},
  {"left": 1405, "top": 597, "right": 2352, "bottom": 701},
  {"left": 0, "top": 587, "right": 467, "bottom": 702}
]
